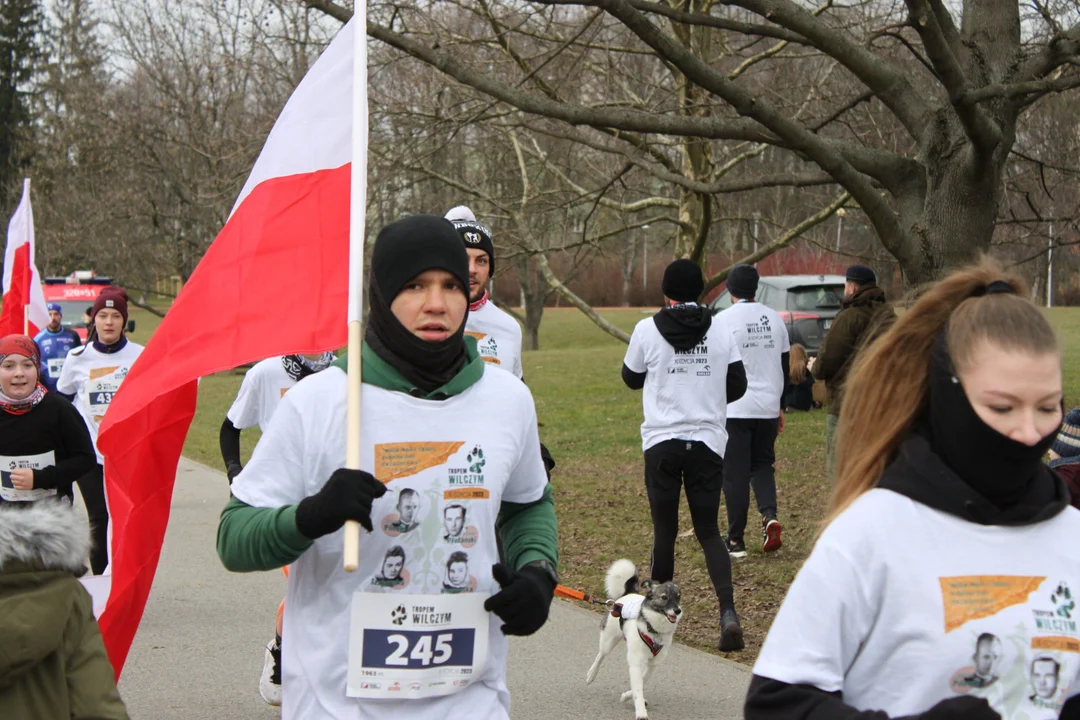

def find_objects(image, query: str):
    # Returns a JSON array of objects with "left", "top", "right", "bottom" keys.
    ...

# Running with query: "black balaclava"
[
  {"left": 927, "top": 333, "right": 1061, "bottom": 510},
  {"left": 365, "top": 215, "right": 471, "bottom": 394}
]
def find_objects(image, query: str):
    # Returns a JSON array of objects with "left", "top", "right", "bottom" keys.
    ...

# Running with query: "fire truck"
[{"left": 42, "top": 271, "right": 135, "bottom": 341}]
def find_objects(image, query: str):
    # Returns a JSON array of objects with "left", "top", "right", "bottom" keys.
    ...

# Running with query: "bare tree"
[{"left": 302, "top": 0, "right": 1080, "bottom": 286}]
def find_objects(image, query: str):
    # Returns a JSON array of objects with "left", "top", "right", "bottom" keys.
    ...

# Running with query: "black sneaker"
[
  {"left": 762, "top": 515, "right": 782, "bottom": 553},
  {"left": 718, "top": 608, "right": 745, "bottom": 652},
  {"left": 727, "top": 539, "right": 747, "bottom": 559}
]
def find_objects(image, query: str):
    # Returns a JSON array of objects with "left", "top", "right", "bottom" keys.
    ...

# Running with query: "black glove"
[
  {"left": 226, "top": 462, "right": 243, "bottom": 484},
  {"left": 911, "top": 697, "right": 1000, "bottom": 720},
  {"left": 294, "top": 469, "right": 387, "bottom": 539},
  {"left": 483, "top": 562, "right": 557, "bottom": 636}
]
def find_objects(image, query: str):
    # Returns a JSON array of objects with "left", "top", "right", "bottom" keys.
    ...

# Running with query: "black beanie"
[
  {"left": 846, "top": 264, "right": 876, "bottom": 285},
  {"left": 662, "top": 259, "right": 704, "bottom": 303},
  {"left": 450, "top": 219, "right": 495, "bottom": 276},
  {"left": 366, "top": 215, "right": 472, "bottom": 394},
  {"left": 726, "top": 264, "right": 759, "bottom": 299},
  {"left": 372, "top": 215, "right": 470, "bottom": 301}
]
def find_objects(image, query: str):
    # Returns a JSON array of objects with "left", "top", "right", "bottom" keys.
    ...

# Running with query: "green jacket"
[
  {"left": 217, "top": 339, "right": 558, "bottom": 573},
  {"left": 814, "top": 284, "right": 896, "bottom": 415},
  {"left": 0, "top": 501, "right": 129, "bottom": 720}
]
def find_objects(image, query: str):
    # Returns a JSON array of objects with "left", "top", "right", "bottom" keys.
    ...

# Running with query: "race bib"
[
  {"left": 85, "top": 366, "right": 126, "bottom": 424},
  {"left": 47, "top": 357, "right": 65, "bottom": 377},
  {"left": 0, "top": 451, "right": 57, "bottom": 502},
  {"left": 347, "top": 592, "right": 489, "bottom": 699}
]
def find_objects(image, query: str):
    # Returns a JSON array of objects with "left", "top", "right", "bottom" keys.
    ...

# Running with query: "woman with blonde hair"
[
  {"left": 745, "top": 259, "right": 1080, "bottom": 719},
  {"left": 782, "top": 343, "right": 815, "bottom": 412}
]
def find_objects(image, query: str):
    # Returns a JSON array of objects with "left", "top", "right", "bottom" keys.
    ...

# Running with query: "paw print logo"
[
  {"left": 759, "top": 315, "right": 771, "bottom": 330},
  {"left": 391, "top": 605, "right": 407, "bottom": 626},
  {"left": 1053, "top": 583, "right": 1075, "bottom": 620},
  {"left": 467, "top": 445, "right": 486, "bottom": 474}
]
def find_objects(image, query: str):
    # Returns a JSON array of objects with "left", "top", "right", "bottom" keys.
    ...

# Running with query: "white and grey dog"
[{"left": 586, "top": 559, "right": 682, "bottom": 720}]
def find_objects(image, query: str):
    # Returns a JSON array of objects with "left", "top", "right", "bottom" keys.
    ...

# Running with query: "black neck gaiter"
[
  {"left": 927, "top": 335, "right": 1060, "bottom": 510},
  {"left": 365, "top": 278, "right": 469, "bottom": 395}
]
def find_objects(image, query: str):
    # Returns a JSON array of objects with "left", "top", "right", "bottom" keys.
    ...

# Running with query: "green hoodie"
[
  {"left": 217, "top": 339, "right": 558, "bottom": 573},
  {"left": 0, "top": 502, "right": 129, "bottom": 720}
]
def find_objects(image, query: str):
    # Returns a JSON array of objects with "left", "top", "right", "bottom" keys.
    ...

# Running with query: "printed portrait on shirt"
[
  {"left": 441, "top": 550, "right": 475, "bottom": 594},
  {"left": 954, "top": 633, "right": 1002, "bottom": 689},
  {"left": 383, "top": 488, "right": 421, "bottom": 535},
  {"left": 440, "top": 503, "right": 479, "bottom": 547},
  {"left": 372, "top": 545, "right": 408, "bottom": 588},
  {"left": 1029, "top": 656, "right": 1061, "bottom": 707}
]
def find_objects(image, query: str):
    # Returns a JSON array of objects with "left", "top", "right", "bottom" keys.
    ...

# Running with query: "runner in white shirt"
[
  {"left": 219, "top": 350, "right": 336, "bottom": 707},
  {"left": 445, "top": 205, "right": 555, "bottom": 478},
  {"left": 622, "top": 258, "right": 748, "bottom": 652},
  {"left": 217, "top": 214, "right": 558, "bottom": 720},
  {"left": 56, "top": 287, "right": 143, "bottom": 575},
  {"left": 713, "top": 265, "right": 790, "bottom": 558},
  {"left": 443, "top": 206, "right": 523, "bottom": 379},
  {"left": 746, "top": 260, "right": 1080, "bottom": 720}
]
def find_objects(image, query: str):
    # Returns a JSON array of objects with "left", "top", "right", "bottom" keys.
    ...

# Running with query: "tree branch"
[
  {"left": 702, "top": 192, "right": 851, "bottom": 295},
  {"left": 591, "top": 0, "right": 908, "bottom": 248},
  {"left": 715, "top": 0, "right": 930, "bottom": 141},
  {"left": 533, "top": 252, "right": 631, "bottom": 343},
  {"left": 904, "top": 0, "right": 1001, "bottom": 153},
  {"left": 301, "top": 0, "right": 350, "bottom": 23},
  {"left": 959, "top": 72, "right": 1080, "bottom": 105},
  {"left": 367, "top": 20, "right": 776, "bottom": 143}
]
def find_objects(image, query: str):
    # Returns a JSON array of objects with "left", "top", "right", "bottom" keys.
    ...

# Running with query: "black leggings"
[
  {"left": 77, "top": 464, "right": 110, "bottom": 575},
  {"left": 644, "top": 440, "right": 735, "bottom": 612}
]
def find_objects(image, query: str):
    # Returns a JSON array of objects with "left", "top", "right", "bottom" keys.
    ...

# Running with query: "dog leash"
[{"left": 555, "top": 584, "right": 613, "bottom": 606}]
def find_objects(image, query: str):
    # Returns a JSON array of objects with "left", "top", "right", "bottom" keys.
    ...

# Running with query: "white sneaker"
[{"left": 259, "top": 638, "right": 282, "bottom": 706}]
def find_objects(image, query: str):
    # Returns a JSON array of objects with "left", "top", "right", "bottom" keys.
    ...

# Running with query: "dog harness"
[{"left": 638, "top": 630, "right": 663, "bottom": 657}]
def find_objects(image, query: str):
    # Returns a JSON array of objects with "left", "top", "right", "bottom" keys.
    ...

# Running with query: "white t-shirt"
[
  {"left": 56, "top": 340, "right": 144, "bottom": 462},
  {"left": 231, "top": 367, "right": 548, "bottom": 720},
  {"left": 714, "top": 301, "right": 789, "bottom": 419},
  {"left": 465, "top": 299, "right": 523, "bottom": 379},
  {"left": 226, "top": 357, "right": 297, "bottom": 432},
  {"left": 754, "top": 488, "right": 1080, "bottom": 718},
  {"left": 623, "top": 308, "right": 742, "bottom": 457}
]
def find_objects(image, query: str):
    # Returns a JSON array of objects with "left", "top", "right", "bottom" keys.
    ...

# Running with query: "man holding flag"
[{"left": 218, "top": 214, "right": 558, "bottom": 719}]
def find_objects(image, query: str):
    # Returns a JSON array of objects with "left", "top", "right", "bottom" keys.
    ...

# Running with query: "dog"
[{"left": 585, "top": 559, "right": 681, "bottom": 719}]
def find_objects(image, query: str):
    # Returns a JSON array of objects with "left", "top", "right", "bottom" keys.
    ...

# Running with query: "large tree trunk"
[{"left": 516, "top": 257, "right": 544, "bottom": 350}]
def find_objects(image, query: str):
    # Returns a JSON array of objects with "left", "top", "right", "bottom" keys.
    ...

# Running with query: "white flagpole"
[{"left": 344, "top": 5, "right": 369, "bottom": 572}]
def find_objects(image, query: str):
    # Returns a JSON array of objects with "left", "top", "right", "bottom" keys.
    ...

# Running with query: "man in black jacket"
[{"left": 622, "top": 259, "right": 749, "bottom": 652}]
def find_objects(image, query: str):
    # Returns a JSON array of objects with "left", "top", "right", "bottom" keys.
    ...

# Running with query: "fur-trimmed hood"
[{"left": 0, "top": 500, "right": 91, "bottom": 574}]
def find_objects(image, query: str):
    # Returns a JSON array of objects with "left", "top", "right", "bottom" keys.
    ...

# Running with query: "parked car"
[{"left": 710, "top": 274, "right": 845, "bottom": 356}]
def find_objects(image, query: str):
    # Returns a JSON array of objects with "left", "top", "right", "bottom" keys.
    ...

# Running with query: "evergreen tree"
[{"left": 0, "top": 0, "right": 43, "bottom": 200}]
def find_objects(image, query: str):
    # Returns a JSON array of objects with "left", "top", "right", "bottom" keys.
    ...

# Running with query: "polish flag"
[
  {"left": 94, "top": 12, "right": 368, "bottom": 676},
  {"left": 0, "top": 179, "right": 49, "bottom": 337}
]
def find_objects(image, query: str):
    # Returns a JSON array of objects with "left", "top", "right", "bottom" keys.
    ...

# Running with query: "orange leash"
[{"left": 555, "top": 584, "right": 612, "bottom": 606}]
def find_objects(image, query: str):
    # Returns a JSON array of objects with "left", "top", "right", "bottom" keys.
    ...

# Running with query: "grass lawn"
[{"left": 136, "top": 303, "right": 1080, "bottom": 665}]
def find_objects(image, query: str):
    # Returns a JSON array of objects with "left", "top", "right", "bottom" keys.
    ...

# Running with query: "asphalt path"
[{"left": 115, "top": 459, "right": 751, "bottom": 719}]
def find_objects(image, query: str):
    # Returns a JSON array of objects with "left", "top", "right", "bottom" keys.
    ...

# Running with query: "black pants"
[
  {"left": 644, "top": 439, "right": 735, "bottom": 612},
  {"left": 723, "top": 418, "right": 779, "bottom": 545},
  {"left": 77, "top": 464, "right": 110, "bottom": 575}
]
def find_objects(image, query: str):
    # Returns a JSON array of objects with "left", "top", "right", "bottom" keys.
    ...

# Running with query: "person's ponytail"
[{"left": 825, "top": 257, "right": 1053, "bottom": 527}]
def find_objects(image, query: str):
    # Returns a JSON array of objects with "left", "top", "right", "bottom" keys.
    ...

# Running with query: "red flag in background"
[
  {"left": 0, "top": 179, "right": 49, "bottom": 337},
  {"left": 94, "top": 16, "right": 360, "bottom": 675}
]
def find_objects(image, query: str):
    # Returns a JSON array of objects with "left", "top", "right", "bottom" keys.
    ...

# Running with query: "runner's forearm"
[
  {"left": 219, "top": 417, "right": 242, "bottom": 470},
  {"left": 497, "top": 483, "right": 558, "bottom": 570},
  {"left": 217, "top": 495, "right": 313, "bottom": 572}
]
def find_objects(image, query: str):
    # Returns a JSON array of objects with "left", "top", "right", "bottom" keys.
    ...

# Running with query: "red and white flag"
[
  {"left": 95, "top": 13, "right": 367, "bottom": 676},
  {"left": 0, "top": 179, "right": 49, "bottom": 337}
]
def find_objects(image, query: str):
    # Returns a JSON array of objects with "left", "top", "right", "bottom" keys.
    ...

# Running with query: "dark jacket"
[
  {"left": 745, "top": 431, "right": 1075, "bottom": 720},
  {"left": 814, "top": 284, "right": 895, "bottom": 415},
  {"left": 0, "top": 501, "right": 129, "bottom": 719},
  {"left": 783, "top": 370, "right": 815, "bottom": 412},
  {"left": 1050, "top": 458, "right": 1080, "bottom": 512}
]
